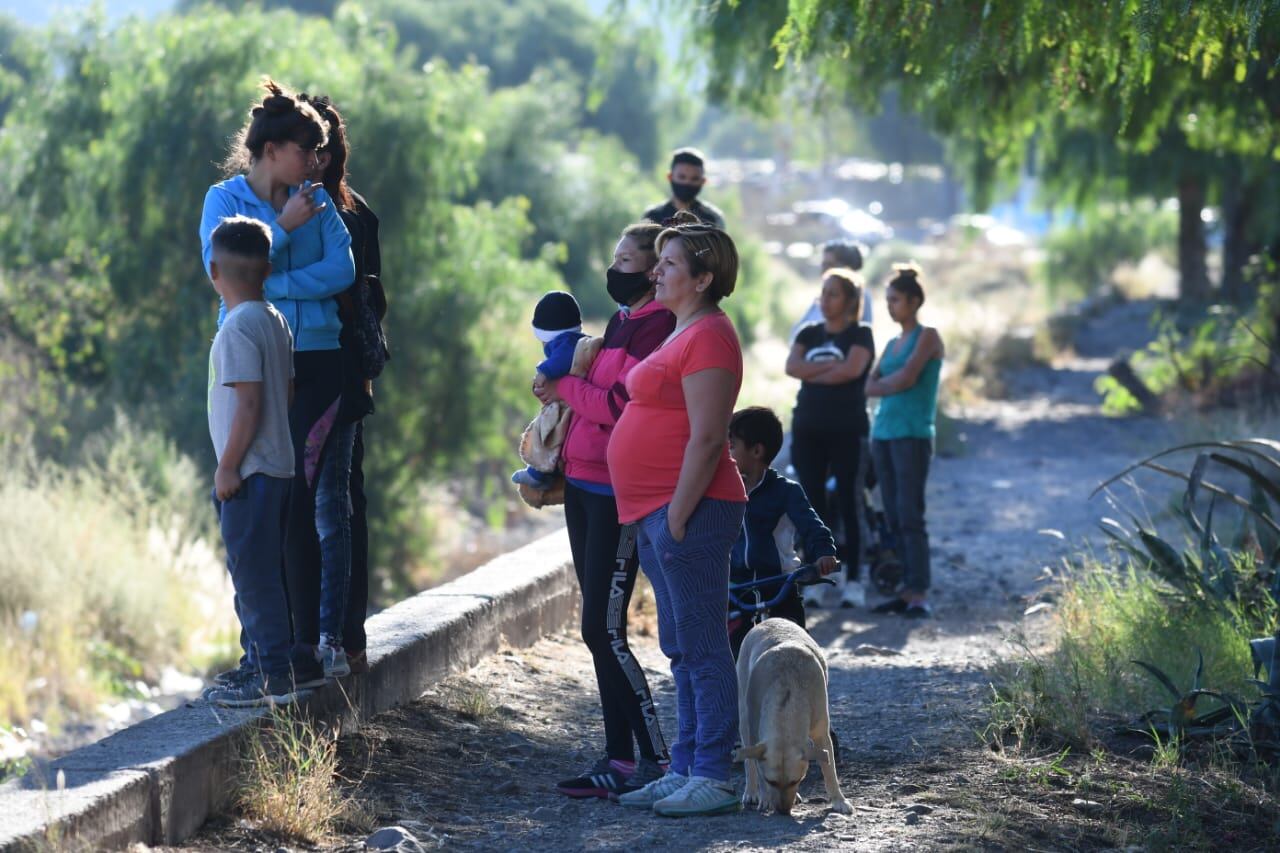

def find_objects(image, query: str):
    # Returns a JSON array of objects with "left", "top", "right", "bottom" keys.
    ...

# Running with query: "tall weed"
[
  {"left": 992, "top": 562, "right": 1264, "bottom": 749},
  {"left": 236, "top": 708, "right": 362, "bottom": 844}
]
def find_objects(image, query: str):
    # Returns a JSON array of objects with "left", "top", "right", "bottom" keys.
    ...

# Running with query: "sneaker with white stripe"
[
  {"left": 617, "top": 770, "right": 688, "bottom": 808},
  {"left": 652, "top": 775, "right": 741, "bottom": 817},
  {"left": 555, "top": 756, "right": 634, "bottom": 799}
]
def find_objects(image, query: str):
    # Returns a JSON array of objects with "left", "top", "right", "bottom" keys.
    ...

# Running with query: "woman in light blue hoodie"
[{"left": 199, "top": 80, "right": 358, "bottom": 681}]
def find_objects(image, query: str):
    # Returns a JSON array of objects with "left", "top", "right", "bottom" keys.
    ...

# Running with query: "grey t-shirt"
[{"left": 207, "top": 300, "right": 295, "bottom": 479}]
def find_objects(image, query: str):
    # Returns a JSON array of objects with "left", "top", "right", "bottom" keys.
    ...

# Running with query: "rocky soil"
[{"left": 161, "top": 300, "right": 1276, "bottom": 853}]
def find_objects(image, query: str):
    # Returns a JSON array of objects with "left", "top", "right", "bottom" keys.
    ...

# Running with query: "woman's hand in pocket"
[{"left": 666, "top": 513, "right": 687, "bottom": 543}]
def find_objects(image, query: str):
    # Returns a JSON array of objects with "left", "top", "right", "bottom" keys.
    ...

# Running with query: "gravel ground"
[{"left": 180, "top": 302, "right": 1245, "bottom": 852}]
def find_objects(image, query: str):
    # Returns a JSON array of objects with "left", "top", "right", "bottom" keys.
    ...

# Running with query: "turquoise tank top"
[{"left": 872, "top": 326, "right": 941, "bottom": 440}]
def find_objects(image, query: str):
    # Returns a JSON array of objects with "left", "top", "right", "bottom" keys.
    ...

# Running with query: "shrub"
[
  {"left": 1042, "top": 202, "right": 1177, "bottom": 301},
  {"left": 992, "top": 440, "right": 1280, "bottom": 753},
  {"left": 1096, "top": 276, "right": 1278, "bottom": 415},
  {"left": 0, "top": 420, "right": 233, "bottom": 729}
]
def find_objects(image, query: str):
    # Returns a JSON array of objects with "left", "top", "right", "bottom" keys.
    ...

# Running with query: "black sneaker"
[
  {"left": 211, "top": 661, "right": 251, "bottom": 686},
  {"left": 555, "top": 757, "right": 634, "bottom": 799},
  {"left": 610, "top": 757, "right": 667, "bottom": 799},
  {"left": 288, "top": 646, "right": 327, "bottom": 690},
  {"left": 904, "top": 602, "right": 933, "bottom": 619},
  {"left": 202, "top": 662, "right": 253, "bottom": 700},
  {"left": 206, "top": 672, "right": 296, "bottom": 707}
]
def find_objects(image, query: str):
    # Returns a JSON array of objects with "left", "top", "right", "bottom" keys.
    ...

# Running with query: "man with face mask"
[{"left": 643, "top": 147, "right": 726, "bottom": 230}]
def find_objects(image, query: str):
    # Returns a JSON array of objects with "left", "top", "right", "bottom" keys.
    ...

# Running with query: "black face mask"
[
  {"left": 606, "top": 267, "right": 652, "bottom": 307},
  {"left": 670, "top": 180, "right": 702, "bottom": 203}
]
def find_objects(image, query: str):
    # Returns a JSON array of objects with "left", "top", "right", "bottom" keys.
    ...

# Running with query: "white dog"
[{"left": 731, "top": 618, "right": 852, "bottom": 815}]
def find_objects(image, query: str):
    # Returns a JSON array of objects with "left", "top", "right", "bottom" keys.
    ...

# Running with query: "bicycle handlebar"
[{"left": 728, "top": 563, "right": 837, "bottom": 616}]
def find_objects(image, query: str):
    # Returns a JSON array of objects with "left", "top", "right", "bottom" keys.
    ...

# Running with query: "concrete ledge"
[{"left": 0, "top": 530, "right": 574, "bottom": 851}]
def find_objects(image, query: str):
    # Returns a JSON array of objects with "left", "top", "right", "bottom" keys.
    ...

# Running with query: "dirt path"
[{"left": 186, "top": 304, "right": 1186, "bottom": 852}]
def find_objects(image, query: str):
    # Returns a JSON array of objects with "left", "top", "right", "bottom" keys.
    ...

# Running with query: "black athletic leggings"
[
  {"left": 791, "top": 425, "right": 863, "bottom": 581},
  {"left": 563, "top": 482, "right": 669, "bottom": 764}
]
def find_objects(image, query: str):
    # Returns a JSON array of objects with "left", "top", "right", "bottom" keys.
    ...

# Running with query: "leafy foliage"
[
  {"left": 1091, "top": 440, "right": 1280, "bottom": 753},
  {"left": 0, "top": 7, "right": 565, "bottom": 584},
  {"left": 684, "top": 0, "right": 1280, "bottom": 300},
  {"left": 1095, "top": 284, "right": 1279, "bottom": 415},
  {"left": 1131, "top": 651, "right": 1247, "bottom": 741},
  {"left": 1042, "top": 202, "right": 1177, "bottom": 300}
]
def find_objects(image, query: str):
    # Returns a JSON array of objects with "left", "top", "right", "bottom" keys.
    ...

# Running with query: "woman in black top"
[
  {"left": 785, "top": 267, "right": 875, "bottom": 598},
  {"left": 300, "top": 94, "right": 383, "bottom": 674}
]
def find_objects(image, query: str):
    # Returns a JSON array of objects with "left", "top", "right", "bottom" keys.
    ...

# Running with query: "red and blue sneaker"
[{"left": 555, "top": 756, "right": 635, "bottom": 799}]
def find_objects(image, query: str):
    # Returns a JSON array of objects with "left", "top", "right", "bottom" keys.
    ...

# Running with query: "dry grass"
[
  {"left": 0, "top": 428, "right": 236, "bottom": 730},
  {"left": 236, "top": 707, "right": 370, "bottom": 844},
  {"left": 450, "top": 682, "right": 499, "bottom": 721}
]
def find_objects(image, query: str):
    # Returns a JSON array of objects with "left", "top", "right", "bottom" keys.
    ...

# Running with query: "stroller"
[
  {"left": 784, "top": 443, "right": 906, "bottom": 600},
  {"left": 726, "top": 563, "right": 842, "bottom": 761},
  {"left": 862, "top": 477, "right": 906, "bottom": 597}
]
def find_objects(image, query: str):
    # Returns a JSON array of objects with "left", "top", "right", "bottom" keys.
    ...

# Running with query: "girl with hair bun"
[
  {"left": 865, "top": 263, "right": 944, "bottom": 619},
  {"left": 297, "top": 92, "right": 383, "bottom": 676},
  {"left": 199, "top": 79, "right": 357, "bottom": 685}
]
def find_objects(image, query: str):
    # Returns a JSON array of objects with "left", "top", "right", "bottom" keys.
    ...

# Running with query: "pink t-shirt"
[{"left": 608, "top": 311, "right": 748, "bottom": 523}]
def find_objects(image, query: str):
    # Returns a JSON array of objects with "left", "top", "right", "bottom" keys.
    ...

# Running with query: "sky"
[
  {"left": 1, "top": 1, "right": 657, "bottom": 27},
  {"left": 0, "top": 0, "right": 173, "bottom": 25}
]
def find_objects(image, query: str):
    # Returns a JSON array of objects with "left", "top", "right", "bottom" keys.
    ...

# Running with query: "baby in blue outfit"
[{"left": 512, "top": 291, "right": 586, "bottom": 490}]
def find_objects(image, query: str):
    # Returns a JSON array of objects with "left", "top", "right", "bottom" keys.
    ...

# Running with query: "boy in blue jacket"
[{"left": 727, "top": 406, "right": 839, "bottom": 658}]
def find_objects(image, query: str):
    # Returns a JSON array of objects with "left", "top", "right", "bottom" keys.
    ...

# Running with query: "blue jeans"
[
  {"left": 871, "top": 437, "right": 932, "bottom": 595},
  {"left": 316, "top": 420, "right": 356, "bottom": 644},
  {"left": 637, "top": 498, "right": 746, "bottom": 781},
  {"left": 213, "top": 474, "right": 293, "bottom": 677}
]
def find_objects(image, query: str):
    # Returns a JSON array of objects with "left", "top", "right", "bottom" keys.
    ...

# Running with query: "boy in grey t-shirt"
[{"left": 204, "top": 216, "right": 325, "bottom": 706}]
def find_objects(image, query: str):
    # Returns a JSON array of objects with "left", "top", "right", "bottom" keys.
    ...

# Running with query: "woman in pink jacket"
[{"left": 533, "top": 222, "right": 675, "bottom": 799}]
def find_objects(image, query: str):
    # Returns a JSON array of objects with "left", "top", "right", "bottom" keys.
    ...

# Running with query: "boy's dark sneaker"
[
  {"left": 202, "top": 662, "right": 253, "bottom": 700},
  {"left": 555, "top": 757, "right": 635, "bottom": 799},
  {"left": 206, "top": 672, "right": 296, "bottom": 707},
  {"left": 610, "top": 757, "right": 667, "bottom": 799},
  {"left": 904, "top": 602, "right": 933, "bottom": 619},
  {"left": 211, "top": 661, "right": 251, "bottom": 687}
]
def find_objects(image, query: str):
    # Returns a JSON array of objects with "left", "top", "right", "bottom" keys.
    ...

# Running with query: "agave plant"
[
  {"left": 1094, "top": 440, "right": 1280, "bottom": 613},
  {"left": 1131, "top": 650, "right": 1247, "bottom": 741},
  {"left": 1097, "top": 440, "right": 1280, "bottom": 749}
]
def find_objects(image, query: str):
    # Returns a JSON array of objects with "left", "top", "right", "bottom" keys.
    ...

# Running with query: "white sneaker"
[
  {"left": 802, "top": 584, "right": 826, "bottom": 609},
  {"left": 316, "top": 640, "right": 351, "bottom": 678},
  {"left": 653, "top": 775, "right": 741, "bottom": 817},
  {"left": 617, "top": 770, "right": 687, "bottom": 808},
  {"left": 840, "top": 579, "right": 866, "bottom": 609}
]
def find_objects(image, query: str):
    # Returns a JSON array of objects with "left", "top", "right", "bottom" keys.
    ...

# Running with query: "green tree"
[
  {"left": 0, "top": 6, "right": 558, "bottom": 586},
  {"left": 686, "top": 0, "right": 1280, "bottom": 302},
  {"left": 187, "top": 0, "right": 672, "bottom": 169}
]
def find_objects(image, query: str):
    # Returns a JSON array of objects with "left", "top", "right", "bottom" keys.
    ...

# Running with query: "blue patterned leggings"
[{"left": 637, "top": 497, "right": 746, "bottom": 781}]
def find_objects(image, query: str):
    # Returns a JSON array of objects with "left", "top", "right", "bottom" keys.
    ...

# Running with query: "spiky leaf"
[{"left": 1133, "top": 659, "right": 1185, "bottom": 701}]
